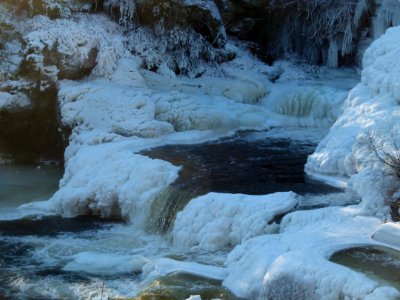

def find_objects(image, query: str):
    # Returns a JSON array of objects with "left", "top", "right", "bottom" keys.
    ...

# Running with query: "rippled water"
[{"left": 143, "top": 129, "right": 342, "bottom": 233}]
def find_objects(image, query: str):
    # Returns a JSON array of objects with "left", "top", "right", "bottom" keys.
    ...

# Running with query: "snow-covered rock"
[
  {"left": 26, "top": 144, "right": 180, "bottom": 224},
  {"left": 372, "top": 222, "right": 400, "bottom": 249},
  {"left": 306, "top": 25, "right": 400, "bottom": 214},
  {"left": 173, "top": 192, "right": 298, "bottom": 251},
  {"left": 223, "top": 206, "right": 399, "bottom": 299}
]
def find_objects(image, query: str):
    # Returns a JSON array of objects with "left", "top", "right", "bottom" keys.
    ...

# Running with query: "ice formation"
[
  {"left": 372, "top": 222, "right": 400, "bottom": 249},
  {"left": 173, "top": 192, "right": 298, "bottom": 251},
  {"left": 223, "top": 206, "right": 399, "bottom": 299},
  {"left": 3, "top": 1, "right": 400, "bottom": 299},
  {"left": 306, "top": 25, "right": 400, "bottom": 213},
  {"left": 24, "top": 14, "right": 124, "bottom": 77}
]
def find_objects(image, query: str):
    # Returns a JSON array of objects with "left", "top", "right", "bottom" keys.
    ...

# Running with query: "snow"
[
  {"left": 141, "top": 258, "right": 227, "bottom": 287},
  {"left": 63, "top": 252, "right": 149, "bottom": 275},
  {"left": 372, "top": 222, "right": 400, "bottom": 249},
  {"left": 306, "top": 25, "right": 400, "bottom": 213},
  {"left": 29, "top": 145, "right": 180, "bottom": 224},
  {"left": 223, "top": 206, "right": 399, "bottom": 299},
  {"left": 23, "top": 14, "right": 124, "bottom": 77},
  {"left": 5, "top": 3, "right": 400, "bottom": 299},
  {"left": 11, "top": 42, "right": 378, "bottom": 300},
  {"left": 172, "top": 192, "right": 298, "bottom": 251},
  {"left": 0, "top": 91, "right": 30, "bottom": 110}
]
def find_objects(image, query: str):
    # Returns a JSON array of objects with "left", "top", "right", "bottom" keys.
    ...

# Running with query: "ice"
[
  {"left": 23, "top": 14, "right": 124, "bottom": 77},
  {"left": 262, "top": 83, "right": 347, "bottom": 127},
  {"left": 306, "top": 25, "right": 400, "bottom": 213},
  {"left": 172, "top": 192, "right": 298, "bottom": 251},
  {"left": 372, "top": 222, "right": 400, "bottom": 249},
  {"left": 3, "top": 5, "right": 390, "bottom": 299},
  {"left": 30, "top": 145, "right": 180, "bottom": 224},
  {"left": 63, "top": 252, "right": 149, "bottom": 275},
  {"left": 141, "top": 258, "right": 227, "bottom": 287},
  {"left": 223, "top": 206, "right": 399, "bottom": 299}
]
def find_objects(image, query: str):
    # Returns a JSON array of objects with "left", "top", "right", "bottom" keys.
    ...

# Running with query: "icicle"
[{"left": 327, "top": 40, "right": 339, "bottom": 68}]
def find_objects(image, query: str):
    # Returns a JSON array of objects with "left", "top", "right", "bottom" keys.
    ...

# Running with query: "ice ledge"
[{"left": 372, "top": 222, "right": 400, "bottom": 250}]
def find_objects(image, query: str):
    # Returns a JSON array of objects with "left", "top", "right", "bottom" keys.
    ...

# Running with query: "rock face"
[{"left": 135, "top": 0, "right": 226, "bottom": 47}]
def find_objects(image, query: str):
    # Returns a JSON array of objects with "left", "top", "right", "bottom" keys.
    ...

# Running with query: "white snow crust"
[
  {"left": 223, "top": 206, "right": 399, "bottom": 299},
  {"left": 0, "top": 91, "right": 30, "bottom": 110},
  {"left": 173, "top": 192, "right": 298, "bottom": 251},
  {"left": 306, "top": 25, "right": 400, "bottom": 213},
  {"left": 372, "top": 222, "right": 400, "bottom": 249}
]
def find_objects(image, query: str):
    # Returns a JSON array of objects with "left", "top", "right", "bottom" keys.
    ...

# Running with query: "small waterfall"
[{"left": 145, "top": 186, "right": 197, "bottom": 234}]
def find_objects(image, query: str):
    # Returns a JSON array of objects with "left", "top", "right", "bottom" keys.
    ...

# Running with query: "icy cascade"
[
  {"left": 373, "top": 0, "right": 400, "bottom": 39},
  {"left": 306, "top": 25, "right": 400, "bottom": 214}
]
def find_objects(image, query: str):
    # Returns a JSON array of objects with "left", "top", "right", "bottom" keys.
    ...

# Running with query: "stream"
[{"left": 0, "top": 129, "right": 366, "bottom": 299}]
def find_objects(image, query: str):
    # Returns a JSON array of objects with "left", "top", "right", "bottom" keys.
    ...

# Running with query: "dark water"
[
  {"left": 330, "top": 246, "right": 400, "bottom": 290},
  {"left": 143, "top": 130, "right": 341, "bottom": 233},
  {"left": 0, "top": 216, "right": 123, "bottom": 299},
  {"left": 142, "top": 131, "right": 339, "bottom": 196},
  {"left": 0, "top": 130, "right": 343, "bottom": 299}
]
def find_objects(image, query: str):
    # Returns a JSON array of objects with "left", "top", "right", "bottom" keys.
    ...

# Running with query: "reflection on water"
[
  {"left": 330, "top": 246, "right": 400, "bottom": 290},
  {"left": 0, "top": 165, "right": 63, "bottom": 209}
]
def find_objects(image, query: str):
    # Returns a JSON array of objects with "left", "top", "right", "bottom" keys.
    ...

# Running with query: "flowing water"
[
  {"left": 142, "top": 129, "right": 342, "bottom": 233},
  {"left": 0, "top": 129, "right": 354, "bottom": 299}
]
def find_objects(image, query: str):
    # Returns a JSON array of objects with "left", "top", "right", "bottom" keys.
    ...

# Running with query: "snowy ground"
[{"left": 2, "top": 6, "right": 400, "bottom": 299}]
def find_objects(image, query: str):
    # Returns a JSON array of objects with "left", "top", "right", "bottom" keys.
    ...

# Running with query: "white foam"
[{"left": 63, "top": 252, "right": 150, "bottom": 275}]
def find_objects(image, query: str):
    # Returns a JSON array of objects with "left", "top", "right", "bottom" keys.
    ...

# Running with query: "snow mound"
[
  {"left": 306, "top": 25, "right": 400, "bottom": 213},
  {"left": 223, "top": 206, "right": 399, "bottom": 299},
  {"left": 142, "top": 258, "right": 227, "bottom": 287},
  {"left": 31, "top": 144, "right": 179, "bottom": 224},
  {"left": 59, "top": 80, "right": 174, "bottom": 139},
  {"left": 372, "top": 222, "right": 400, "bottom": 249},
  {"left": 173, "top": 192, "right": 298, "bottom": 251}
]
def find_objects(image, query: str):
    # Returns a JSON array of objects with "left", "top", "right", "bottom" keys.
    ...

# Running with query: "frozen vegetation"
[{"left": 1, "top": 0, "right": 400, "bottom": 299}]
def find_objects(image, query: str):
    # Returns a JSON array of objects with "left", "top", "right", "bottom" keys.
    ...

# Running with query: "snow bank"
[
  {"left": 172, "top": 192, "right": 298, "bottom": 251},
  {"left": 59, "top": 80, "right": 174, "bottom": 139},
  {"left": 141, "top": 258, "right": 227, "bottom": 287},
  {"left": 372, "top": 222, "right": 400, "bottom": 249},
  {"left": 34, "top": 144, "right": 179, "bottom": 224},
  {"left": 223, "top": 206, "right": 399, "bottom": 299},
  {"left": 306, "top": 25, "right": 400, "bottom": 213}
]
